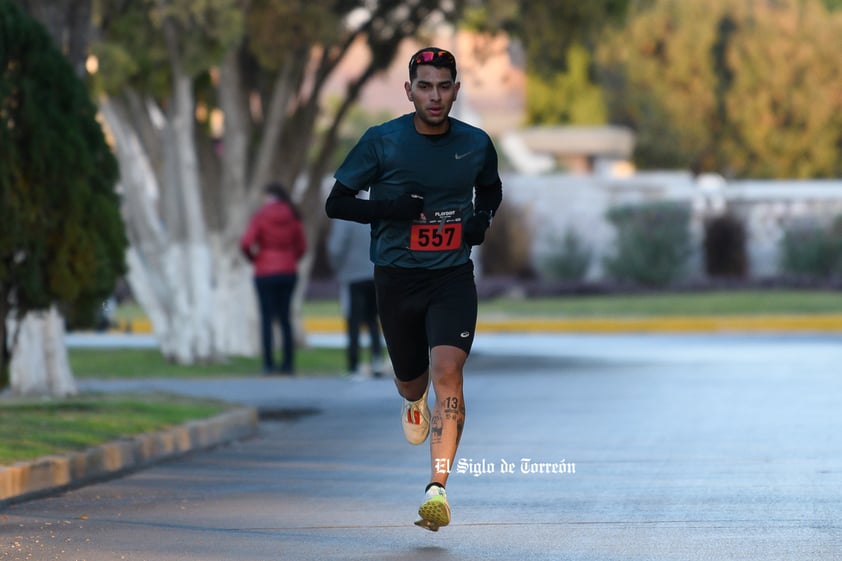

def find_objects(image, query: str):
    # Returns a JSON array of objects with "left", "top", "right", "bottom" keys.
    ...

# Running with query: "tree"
[
  {"left": 821, "top": 0, "right": 842, "bottom": 10},
  {"left": 598, "top": 0, "right": 842, "bottom": 178},
  {"left": 463, "top": 0, "right": 631, "bottom": 125},
  {"left": 0, "top": 1, "right": 127, "bottom": 393},
  {"left": 15, "top": 0, "right": 92, "bottom": 76},
  {"left": 525, "top": 43, "right": 608, "bottom": 125},
  {"left": 91, "top": 0, "right": 467, "bottom": 364},
  {"left": 598, "top": 0, "right": 722, "bottom": 171}
]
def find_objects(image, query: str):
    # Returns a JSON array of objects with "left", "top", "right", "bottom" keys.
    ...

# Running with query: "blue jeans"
[{"left": 254, "top": 273, "right": 297, "bottom": 373}]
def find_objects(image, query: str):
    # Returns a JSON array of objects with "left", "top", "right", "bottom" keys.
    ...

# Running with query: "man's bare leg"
[
  {"left": 428, "top": 345, "right": 467, "bottom": 487},
  {"left": 411, "top": 345, "right": 466, "bottom": 530}
]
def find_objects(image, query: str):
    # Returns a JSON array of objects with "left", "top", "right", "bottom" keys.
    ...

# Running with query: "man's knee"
[
  {"left": 432, "top": 358, "right": 462, "bottom": 379},
  {"left": 430, "top": 348, "right": 466, "bottom": 391}
]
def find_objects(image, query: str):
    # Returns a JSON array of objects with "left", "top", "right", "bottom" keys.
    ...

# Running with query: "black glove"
[
  {"left": 383, "top": 193, "right": 424, "bottom": 220},
  {"left": 463, "top": 211, "right": 492, "bottom": 246}
]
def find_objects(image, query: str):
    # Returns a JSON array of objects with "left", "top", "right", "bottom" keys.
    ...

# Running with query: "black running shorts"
[{"left": 374, "top": 261, "right": 478, "bottom": 382}]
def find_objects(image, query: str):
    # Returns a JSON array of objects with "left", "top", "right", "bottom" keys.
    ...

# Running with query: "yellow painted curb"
[
  {"left": 472, "top": 315, "right": 842, "bottom": 333},
  {"left": 115, "top": 314, "right": 842, "bottom": 335},
  {"left": 0, "top": 408, "right": 258, "bottom": 505},
  {"left": 303, "top": 315, "right": 842, "bottom": 333}
]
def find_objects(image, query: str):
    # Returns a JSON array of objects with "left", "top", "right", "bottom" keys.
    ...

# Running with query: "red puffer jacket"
[{"left": 240, "top": 200, "right": 307, "bottom": 277}]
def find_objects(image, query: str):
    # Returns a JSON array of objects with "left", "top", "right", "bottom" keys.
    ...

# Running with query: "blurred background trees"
[
  {"left": 461, "top": 0, "right": 842, "bottom": 178},
  {"left": 462, "top": 0, "right": 632, "bottom": 126},
  {"left": 89, "top": 0, "right": 471, "bottom": 364},
  {"left": 6, "top": 0, "right": 842, "bottom": 389},
  {"left": 598, "top": 0, "right": 842, "bottom": 178}
]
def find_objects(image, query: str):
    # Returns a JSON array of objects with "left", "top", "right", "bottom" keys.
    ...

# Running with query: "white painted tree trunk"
[
  {"left": 168, "top": 72, "right": 215, "bottom": 362},
  {"left": 9, "top": 307, "right": 77, "bottom": 397},
  {"left": 211, "top": 241, "right": 260, "bottom": 356},
  {"left": 98, "top": 29, "right": 374, "bottom": 365},
  {"left": 158, "top": 242, "right": 214, "bottom": 363},
  {"left": 101, "top": 91, "right": 266, "bottom": 363}
]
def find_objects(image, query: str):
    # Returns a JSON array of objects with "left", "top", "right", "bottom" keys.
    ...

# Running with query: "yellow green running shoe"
[{"left": 414, "top": 485, "right": 450, "bottom": 531}]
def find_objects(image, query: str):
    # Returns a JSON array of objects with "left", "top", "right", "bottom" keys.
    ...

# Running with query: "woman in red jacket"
[{"left": 240, "top": 182, "right": 307, "bottom": 375}]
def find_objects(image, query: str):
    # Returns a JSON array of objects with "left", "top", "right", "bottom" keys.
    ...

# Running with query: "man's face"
[{"left": 405, "top": 65, "right": 460, "bottom": 134}]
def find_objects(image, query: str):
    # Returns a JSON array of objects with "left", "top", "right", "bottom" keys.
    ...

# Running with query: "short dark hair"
[
  {"left": 263, "top": 181, "right": 301, "bottom": 218},
  {"left": 408, "top": 47, "right": 457, "bottom": 82},
  {"left": 264, "top": 181, "right": 289, "bottom": 200}
]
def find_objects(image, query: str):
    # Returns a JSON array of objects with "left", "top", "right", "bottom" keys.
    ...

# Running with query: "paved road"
[{"left": 4, "top": 333, "right": 842, "bottom": 560}]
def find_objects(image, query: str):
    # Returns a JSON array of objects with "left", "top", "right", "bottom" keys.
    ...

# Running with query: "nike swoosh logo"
[{"left": 454, "top": 151, "right": 474, "bottom": 160}]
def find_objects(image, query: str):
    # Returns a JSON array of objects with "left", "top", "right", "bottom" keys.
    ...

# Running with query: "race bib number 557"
[{"left": 409, "top": 209, "right": 462, "bottom": 251}]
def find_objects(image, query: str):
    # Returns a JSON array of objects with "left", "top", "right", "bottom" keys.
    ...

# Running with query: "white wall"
[{"left": 502, "top": 172, "right": 842, "bottom": 280}]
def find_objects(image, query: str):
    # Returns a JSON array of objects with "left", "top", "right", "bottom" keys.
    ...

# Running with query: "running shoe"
[
  {"left": 415, "top": 485, "right": 451, "bottom": 531},
  {"left": 401, "top": 385, "right": 430, "bottom": 445}
]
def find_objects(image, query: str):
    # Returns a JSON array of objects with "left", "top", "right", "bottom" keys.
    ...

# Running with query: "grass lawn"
[
  {"left": 304, "top": 289, "right": 842, "bottom": 318},
  {"left": 68, "top": 346, "right": 348, "bottom": 379},
  {"left": 477, "top": 289, "right": 842, "bottom": 317},
  {"left": 6, "top": 336, "right": 348, "bottom": 467},
  {"left": 3, "top": 345, "right": 348, "bottom": 468},
  {"left": 0, "top": 393, "right": 228, "bottom": 465}
]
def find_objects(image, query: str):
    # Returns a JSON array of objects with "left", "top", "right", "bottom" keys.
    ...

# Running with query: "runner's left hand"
[{"left": 464, "top": 211, "right": 491, "bottom": 246}]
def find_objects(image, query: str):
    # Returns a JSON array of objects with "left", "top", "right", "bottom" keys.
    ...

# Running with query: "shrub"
[
  {"left": 541, "top": 229, "right": 592, "bottom": 282},
  {"left": 482, "top": 203, "right": 534, "bottom": 277},
  {"left": 779, "top": 216, "right": 842, "bottom": 280},
  {"left": 0, "top": 3, "right": 127, "bottom": 388},
  {"left": 603, "top": 201, "right": 693, "bottom": 287},
  {"left": 704, "top": 213, "right": 748, "bottom": 278}
]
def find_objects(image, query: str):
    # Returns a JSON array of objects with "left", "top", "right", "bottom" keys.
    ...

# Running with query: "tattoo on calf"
[
  {"left": 432, "top": 398, "right": 466, "bottom": 445},
  {"left": 431, "top": 413, "right": 443, "bottom": 443}
]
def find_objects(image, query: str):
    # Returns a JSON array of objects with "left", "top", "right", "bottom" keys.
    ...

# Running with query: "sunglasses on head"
[{"left": 412, "top": 50, "right": 455, "bottom": 66}]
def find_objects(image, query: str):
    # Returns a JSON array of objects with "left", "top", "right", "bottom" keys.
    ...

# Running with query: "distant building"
[{"left": 502, "top": 125, "right": 636, "bottom": 176}]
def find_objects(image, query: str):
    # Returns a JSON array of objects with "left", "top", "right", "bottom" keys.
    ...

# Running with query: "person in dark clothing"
[
  {"left": 324, "top": 47, "right": 502, "bottom": 531},
  {"left": 241, "top": 182, "right": 306, "bottom": 375},
  {"left": 327, "top": 214, "right": 385, "bottom": 379}
]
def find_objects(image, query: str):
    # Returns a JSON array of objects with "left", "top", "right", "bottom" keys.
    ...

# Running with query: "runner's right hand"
[{"left": 385, "top": 193, "right": 424, "bottom": 220}]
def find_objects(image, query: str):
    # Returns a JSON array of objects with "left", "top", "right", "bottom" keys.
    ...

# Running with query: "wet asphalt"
[{"left": 3, "top": 333, "right": 842, "bottom": 560}]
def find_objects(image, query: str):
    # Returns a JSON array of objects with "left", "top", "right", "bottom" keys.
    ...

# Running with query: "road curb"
[
  {"left": 113, "top": 315, "right": 842, "bottom": 336},
  {"left": 472, "top": 314, "right": 842, "bottom": 333},
  {"left": 302, "top": 315, "right": 842, "bottom": 334},
  {"left": 0, "top": 406, "right": 258, "bottom": 507}
]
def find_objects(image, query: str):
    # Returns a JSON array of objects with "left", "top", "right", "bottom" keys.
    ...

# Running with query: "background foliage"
[
  {"left": 0, "top": 2, "right": 127, "bottom": 386},
  {"left": 463, "top": 0, "right": 630, "bottom": 126},
  {"left": 779, "top": 216, "right": 842, "bottom": 281},
  {"left": 603, "top": 201, "right": 694, "bottom": 287},
  {"left": 598, "top": 0, "right": 842, "bottom": 178}
]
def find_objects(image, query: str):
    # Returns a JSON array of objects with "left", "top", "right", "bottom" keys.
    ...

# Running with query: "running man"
[{"left": 325, "top": 47, "right": 502, "bottom": 531}]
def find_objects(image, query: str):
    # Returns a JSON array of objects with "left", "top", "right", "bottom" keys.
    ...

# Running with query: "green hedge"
[
  {"left": 541, "top": 229, "right": 592, "bottom": 282},
  {"left": 603, "top": 201, "right": 693, "bottom": 287},
  {"left": 779, "top": 216, "right": 842, "bottom": 280}
]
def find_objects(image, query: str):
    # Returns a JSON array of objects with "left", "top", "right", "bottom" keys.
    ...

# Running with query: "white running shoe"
[
  {"left": 415, "top": 485, "right": 451, "bottom": 531},
  {"left": 401, "top": 386, "right": 430, "bottom": 445}
]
